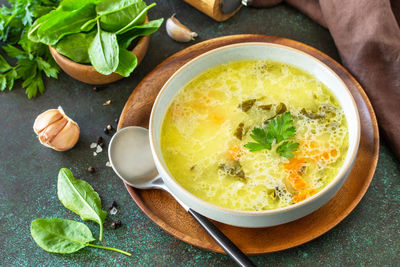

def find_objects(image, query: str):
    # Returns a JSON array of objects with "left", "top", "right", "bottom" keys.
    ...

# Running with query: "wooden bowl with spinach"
[{"left": 28, "top": 0, "right": 163, "bottom": 85}]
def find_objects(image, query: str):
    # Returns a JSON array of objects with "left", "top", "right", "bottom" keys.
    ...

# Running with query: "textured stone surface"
[{"left": 0, "top": 1, "right": 399, "bottom": 266}]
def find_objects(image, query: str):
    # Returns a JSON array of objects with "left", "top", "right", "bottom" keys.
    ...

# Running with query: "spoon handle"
[{"left": 188, "top": 209, "right": 257, "bottom": 267}]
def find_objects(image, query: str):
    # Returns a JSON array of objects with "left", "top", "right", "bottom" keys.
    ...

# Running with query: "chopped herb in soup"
[{"left": 161, "top": 60, "right": 348, "bottom": 211}]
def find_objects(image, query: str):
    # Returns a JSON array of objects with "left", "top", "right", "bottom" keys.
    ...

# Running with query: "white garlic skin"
[
  {"left": 33, "top": 106, "right": 80, "bottom": 151},
  {"left": 166, "top": 15, "right": 198, "bottom": 42}
]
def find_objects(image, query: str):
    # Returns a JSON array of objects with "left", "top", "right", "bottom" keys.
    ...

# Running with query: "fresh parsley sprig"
[
  {"left": 276, "top": 141, "right": 299, "bottom": 158},
  {"left": 244, "top": 112, "right": 299, "bottom": 158},
  {"left": 246, "top": 126, "right": 273, "bottom": 151},
  {"left": 0, "top": 0, "right": 60, "bottom": 98}
]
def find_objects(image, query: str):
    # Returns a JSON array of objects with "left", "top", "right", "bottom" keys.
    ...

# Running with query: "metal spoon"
[{"left": 108, "top": 126, "right": 256, "bottom": 267}]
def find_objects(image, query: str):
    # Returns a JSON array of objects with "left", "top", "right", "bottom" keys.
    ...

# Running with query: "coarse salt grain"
[
  {"left": 90, "top": 143, "right": 97, "bottom": 149},
  {"left": 93, "top": 152, "right": 97, "bottom": 156},
  {"left": 96, "top": 145, "right": 102, "bottom": 153},
  {"left": 110, "top": 207, "right": 118, "bottom": 215}
]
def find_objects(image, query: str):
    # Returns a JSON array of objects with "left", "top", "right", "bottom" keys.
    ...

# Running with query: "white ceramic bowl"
[{"left": 149, "top": 42, "right": 360, "bottom": 228}]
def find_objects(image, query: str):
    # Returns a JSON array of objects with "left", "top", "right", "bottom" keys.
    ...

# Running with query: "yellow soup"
[{"left": 161, "top": 60, "right": 348, "bottom": 211}]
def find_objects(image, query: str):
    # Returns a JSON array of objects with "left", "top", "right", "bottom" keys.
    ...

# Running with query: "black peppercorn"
[
  {"left": 93, "top": 86, "right": 98, "bottom": 91},
  {"left": 104, "top": 127, "right": 109, "bottom": 134},
  {"left": 98, "top": 142, "right": 105, "bottom": 148},
  {"left": 96, "top": 136, "right": 103, "bottom": 144},
  {"left": 109, "top": 200, "right": 118, "bottom": 210},
  {"left": 106, "top": 124, "right": 113, "bottom": 131},
  {"left": 88, "top": 166, "right": 95, "bottom": 173},
  {"left": 111, "top": 222, "right": 116, "bottom": 229},
  {"left": 116, "top": 220, "right": 122, "bottom": 228}
]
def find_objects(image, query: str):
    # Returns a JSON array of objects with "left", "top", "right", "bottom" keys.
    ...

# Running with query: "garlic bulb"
[
  {"left": 166, "top": 15, "right": 198, "bottom": 42},
  {"left": 33, "top": 106, "right": 80, "bottom": 151}
]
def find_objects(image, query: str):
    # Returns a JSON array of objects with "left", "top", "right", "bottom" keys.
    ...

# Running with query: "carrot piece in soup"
[
  {"left": 314, "top": 149, "right": 338, "bottom": 163},
  {"left": 292, "top": 189, "right": 316, "bottom": 203},
  {"left": 287, "top": 171, "right": 307, "bottom": 190},
  {"left": 228, "top": 146, "right": 243, "bottom": 160},
  {"left": 284, "top": 157, "right": 305, "bottom": 171}
]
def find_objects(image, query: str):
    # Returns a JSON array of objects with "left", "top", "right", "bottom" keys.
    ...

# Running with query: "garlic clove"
[
  {"left": 33, "top": 109, "right": 63, "bottom": 134},
  {"left": 50, "top": 120, "right": 80, "bottom": 151},
  {"left": 38, "top": 118, "right": 68, "bottom": 144},
  {"left": 34, "top": 106, "right": 80, "bottom": 151},
  {"left": 166, "top": 15, "right": 198, "bottom": 42}
]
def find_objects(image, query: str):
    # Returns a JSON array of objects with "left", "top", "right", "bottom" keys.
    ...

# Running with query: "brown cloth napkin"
[{"left": 250, "top": 0, "right": 400, "bottom": 159}]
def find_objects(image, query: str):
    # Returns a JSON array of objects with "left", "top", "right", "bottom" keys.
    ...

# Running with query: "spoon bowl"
[
  {"left": 108, "top": 126, "right": 255, "bottom": 267},
  {"left": 108, "top": 126, "right": 160, "bottom": 189}
]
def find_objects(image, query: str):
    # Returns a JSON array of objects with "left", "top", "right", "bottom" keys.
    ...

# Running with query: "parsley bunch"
[
  {"left": 245, "top": 112, "right": 300, "bottom": 158},
  {"left": 0, "top": 0, "right": 60, "bottom": 98}
]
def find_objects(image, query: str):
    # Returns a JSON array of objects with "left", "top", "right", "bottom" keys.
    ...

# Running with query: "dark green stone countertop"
[{"left": 0, "top": 1, "right": 399, "bottom": 266}]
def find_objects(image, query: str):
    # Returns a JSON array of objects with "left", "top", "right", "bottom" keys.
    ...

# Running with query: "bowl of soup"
[{"left": 149, "top": 42, "right": 360, "bottom": 227}]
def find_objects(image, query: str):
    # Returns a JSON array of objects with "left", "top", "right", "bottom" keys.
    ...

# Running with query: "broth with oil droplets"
[{"left": 161, "top": 60, "right": 348, "bottom": 211}]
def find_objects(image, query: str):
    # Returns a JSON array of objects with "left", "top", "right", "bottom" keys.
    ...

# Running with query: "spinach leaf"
[
  {"left": 115, "top": 3, "right": 156, "bottom": 35},
  {"left": 115, "top": 49, "right": 137, "bottom": 77},
  {"left": 60, "top": 0, "right": 102, "bottom": 10},
  {"left": 117, "top": 18, "right": 163, "bottom": 49},
  {"left": 33, "top": 5, "right": 57, "bottom": 18},
  {"left": 96, "top": 0, "right": 147, "bottom": 32},
  {"left": 55, "top": 31, "right": 96, "bottom": 63},
  {"left": 31, "top": 218, "right": 131, "bottom": 256},
  {"left": 57, "top": 168, "right": 107, "bottom": 241},
  {"left": 29, "top": 3, "right": 97, "bottom": 45},
  {"left": 88, "top": 21, "right": 119, "bottom": 75},
  {"left": 31, "top": 218, "right": 95, "bottom": 254}
]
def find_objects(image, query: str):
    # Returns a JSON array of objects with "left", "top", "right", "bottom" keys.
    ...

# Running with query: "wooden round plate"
[{"left": 118, "top": 35, "right": 379, "bottom": 254}]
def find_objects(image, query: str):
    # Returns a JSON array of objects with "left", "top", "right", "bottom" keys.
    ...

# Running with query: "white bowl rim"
[{"left": 149, "top": 42, "right": 361, "bottom": 216}]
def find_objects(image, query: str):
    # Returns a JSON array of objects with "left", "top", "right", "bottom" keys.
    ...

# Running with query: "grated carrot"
[{"left": 292, "top": 189, "right": 316, "bottom": 203}]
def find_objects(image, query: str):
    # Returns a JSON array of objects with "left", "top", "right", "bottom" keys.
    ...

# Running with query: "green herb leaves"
[
  {"left": 31, "top": 218, "right": 95, "bottom": 254},
  {"left": 276, "top": 141, "right": 300, "bottom": 158},
  {"left": 96, "top": 0, "right": 148, "bottom": 32},
  {"left": 0, "top": 0, "right": 60, "bottom": 98},
  {"left": 115, "top": 48, "right": 138, "bottom": 77},
  {"left": 1, "top": 38, "right": 59, "bottom": 98},
  {"left": 28, "top": 2, "right": 98, "bottom": 45},
  {"left": 28, "top": 0, "right": 162, "bottom": 79},
  {"left": 57, "top": 168, "right": 107, "bottom": 241},
  {"left": 89, "top": 21, "right": 119, "bottom": 75},
  {"left": 266, "top": 111, "right": 296, "bottom": 143},
  {"left": 117, "top": 18, "right": 164, "bottom": 49},
  {"left": 245, "top": 127, "right": 273, "bottom": 151},
  {"left": 54, "top": 31, "right": 96, "bottom": 63},
  {"left": 31, "top": 168, "right": 130, "bottom": 256},
  {"left": 0, "top": 54, "right": 18, "bottom": 91},
  {"left": 31, "top": 218, "right": 131, "bottom": 255},
  {"left": 245, "top": 112, "right": 299, "bottom": 158}
]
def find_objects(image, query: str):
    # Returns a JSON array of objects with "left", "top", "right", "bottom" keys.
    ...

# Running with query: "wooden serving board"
[{"left": 118, "top": 35, "right": 379, "bottom": 254}]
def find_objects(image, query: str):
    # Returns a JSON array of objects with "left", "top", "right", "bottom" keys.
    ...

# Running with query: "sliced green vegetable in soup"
[{"left": 161, "top": 60, "right": 348, "bottom": 211}]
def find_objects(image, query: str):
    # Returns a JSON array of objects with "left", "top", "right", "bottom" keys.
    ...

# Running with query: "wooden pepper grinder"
[{"left": 183, "top": 0, "right": 242, "bottom": 21}]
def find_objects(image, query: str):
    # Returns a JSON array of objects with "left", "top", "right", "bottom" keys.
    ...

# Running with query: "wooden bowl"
[{"left": 49, "top": 21, "right": 150, "bottom": 85}]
